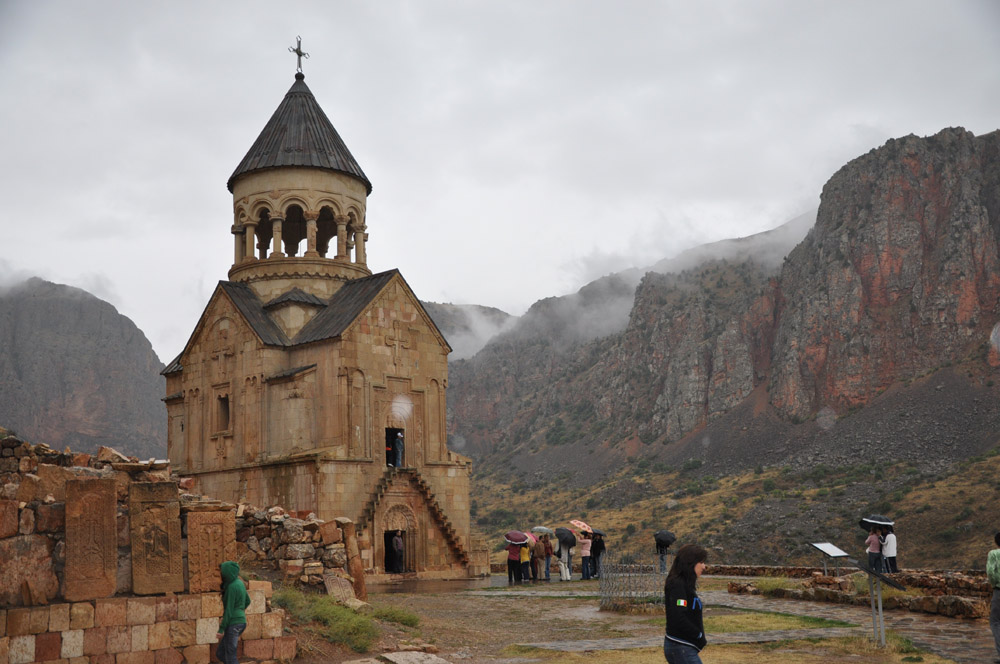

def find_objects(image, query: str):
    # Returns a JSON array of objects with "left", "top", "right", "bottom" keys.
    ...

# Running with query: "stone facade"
[{"left": 163, "top": 71, "right": 489, "bottom": 580}]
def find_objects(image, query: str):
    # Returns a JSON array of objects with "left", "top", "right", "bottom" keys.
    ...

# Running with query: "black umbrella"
[
  {"left": 554, "top": 527, "right": 577, "bottom": 549},
  {"left": 654, "top": 530, "right": 676, "bottom": 548},
  {"left": 591, "top": 528, "right": 606, "bottom": 537},
  {"left": 858, "top": 515, "right": 894, "bottom": 531}
]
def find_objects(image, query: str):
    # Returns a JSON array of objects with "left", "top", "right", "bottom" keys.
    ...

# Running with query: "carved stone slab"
[
  {"left": 129, "top": 482, "right": 184, "bottom": 595},
  {"left": 65, "top": 478, "right": 117, "bottom": 601},
  {"left": 187, "top": 509, "right": 236, "bottom": 593}
]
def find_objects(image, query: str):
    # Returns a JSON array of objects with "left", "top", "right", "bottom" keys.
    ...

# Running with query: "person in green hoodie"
[{"left": 216, "top": 560, "right": 251, "bottom": 664}]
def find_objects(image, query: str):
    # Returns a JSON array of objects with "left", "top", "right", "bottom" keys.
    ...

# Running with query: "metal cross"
[{"left": 288, "top": 36, "right": 309, "bottom": 73}]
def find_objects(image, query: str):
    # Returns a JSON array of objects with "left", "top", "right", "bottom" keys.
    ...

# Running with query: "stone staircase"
[{"left": 357, "top": 467, "right": 470, "bottom": 566}]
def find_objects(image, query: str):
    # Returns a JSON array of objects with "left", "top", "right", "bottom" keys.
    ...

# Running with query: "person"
[
  {"left": 663, "top": 544, "right": 708, "bottom": 664},
  {"left": 579, "top": 532, "right": 593, "bottom": 580},
  {"left": 882, "top": 526, "right": 898, "bottom": 573},
  {"left": 519, "top": 542, "right": 531, "bottom": 584},
  {"left": 657, "top": 540, "right": 671, "bottom": 574},
  {"left": 216, "top": 560, "right": 250, "bottom": 664},
  {"left": 543, "top": 534, "right": 553, "bottom": 581},
  {"left": 988, "top": 532, "right": 1000, "bottom": 662},
  {"left": 555, "top": 539, "right": 572, "bottom": 581},
  {"left": 392, "top": 530, "right": 404, "bottom": 573},
  {"left": 393, "top": 432, "right": 404, "bottom": 468},
  {"left": 591, "top": 533, "right": 605, "bottom": 579},
  {"left": 865, "top": 526, "right": 883, "bottom": 573},
  {"left": 532, "top": 534, "right": 546, "bottom": 581},
  {"left": 506, "top": 540, "right": 521, "bottom": 584}
]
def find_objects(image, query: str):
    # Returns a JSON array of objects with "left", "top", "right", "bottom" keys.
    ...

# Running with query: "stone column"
[
  {"left": 304, "top": 211, "right": 319, "bottom": 257},
  {"left": 335, "top": 517, "right": 368, "bottom": 601},
  {"left": 270, "top": 217, "right": 285, "bottom": 258},
  {"left": 354, "top": 226, "right": 368, "bottom": 266},
  {"left": 335, "top": 215, "right": 349, "bottom": 260},
  {"left": 243, "top": 221, "right": 258, "bottom": 262},
  {"left": 232, "top": 224, "right": 245, "bottom": 264}
]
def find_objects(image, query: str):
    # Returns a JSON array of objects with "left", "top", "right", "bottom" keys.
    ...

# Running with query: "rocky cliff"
[
  {"left": 448, "top": 128, "right": 1000, "bottom": 483},
  {"left": 0, "top": 278, "right": 165, "bottom": 458}
]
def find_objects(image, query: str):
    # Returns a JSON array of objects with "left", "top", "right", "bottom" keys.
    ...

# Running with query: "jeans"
[
  {"left": 507, "top": 559, "right": 518, "bottom": 584},
  {"left": 663, "top": 638, "right": 702, "bottom": 664},
  {"left": 991, "top": 589, "right": 1000, "bottom": 658},
  {"left": 544, "top": 555, "right": 551, "bottom": 580},
  {"left": 867, "top": 552, "right": 884, "bottom": 573},
  {"left": 216, "top": 623, "right": 246, "bottom": 664},
  {"left": 591, "top": 555, "right": 600, "bottom": 578},
  {"left": 581, "top": 556, "right": 591, "bottom": 580}
]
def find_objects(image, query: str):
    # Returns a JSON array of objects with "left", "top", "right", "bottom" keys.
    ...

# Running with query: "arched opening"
[
  {"left": 255, "top": 210, "right": 272, "bottom": 260},
  {"left": 382, "top": 505, "right": 415, "bottom": 574},
  {"left": 282, "top": 205, "right": 306, "bottom": 256},
  {"left": 385, "top": 427, "right": 404, "bottom": 467},
  {"left": 317, "top": 206, "right": 336, "bottom": 258}
]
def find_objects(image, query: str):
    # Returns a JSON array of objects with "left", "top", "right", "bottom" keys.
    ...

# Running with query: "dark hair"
[
  {"left": 665, "top": 543, "right": 708, "bottom": 591},
  {"left": 995, "top": 532, "right": 1000, "bottom": 548}
]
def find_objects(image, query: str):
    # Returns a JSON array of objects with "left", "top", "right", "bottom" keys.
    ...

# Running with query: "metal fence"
[{"left": 598, "top": 554, "right": 668, "bottom": 612}]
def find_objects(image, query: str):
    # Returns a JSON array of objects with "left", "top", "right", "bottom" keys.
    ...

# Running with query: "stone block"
[
  {"left": 17, "top": 505, "right": 34, "bottom": 534},
  {"left": 126, "top": 599, "right": 156, "bottom": 626},
  {"left": 278, "top": 559, "right": 303, "bottom": 576},
  {"left": 176, "top": 596, "right": 201, "bottom": 621},
  {"left": 261, "top": 612, "right": 283, "bottom": 638},
  {"left": 61, "top": 629, "right": 84, "bottom": 658},
  {"left": 70, "top": 657, "right": 89, "bottom": 664},
  {"left": 30, "top": 607, "right": 50, "bottom": 634},
  {"left": 147, "top": 623, "right": 170, "bottom": 651},
  {"left": 0, "top": 500, "right": 17, "bottom": 538},
  {"left": 92, "top": 654, "right": 116, "bottom": 664},
  {"left": 7, "top": 609, "right": 30, "bottom": 636},
  {"left": 318, "top": 521, "right": 342, "bottom": 545},
  {"left": 49, "top": 604, "right": 71, "bottom": 632},
  {"left": 35, "top": 503, "right": 65, "bottom": 533},
  {"left": 65, "top": 479, "right": 117, "bottom": 601},
  {"left": 106, "top": 626, "right": 131, "bottom": 654},
  {"left": 117, "top": 652, "right": 155, "bottom": 664},
  {"left": 0, "top": 637, "right": 7, "bottom": 664},
  {"left": 247, "top": 580, "right": 272, "bottom": 598},
  {"left": 153, "top": 648, "right": 184, "bottom": 664},
  {"left": 169, "top": 621, "right": 196, "bottom": 648},
  {"left": 195, "top": 618, "right": 219, "bottom": 645},
  {"left": 128, "top": 483, "right": 183, "bottom": 595},
  {"left": 182, "top": 644, "right": 209, "bottom": 664},
  {"left": 95, "top": 599, "right": 128, "bottom": 627},
  {"left": 200, "top": 594, "right": 223, "bottom": 619},
  {"left": 0, "top": 608, "right": 5, "bottom": 637},
  {"left": 243, "top": 638, "right": 273, "bottom": 660},
  {"left": 130, "top": 625, "right": 148, "bottom": 652},
  {"left": 186, "top": 511, "right": 235, "bottom": 593},
  {"left": 272, "top": 635, "right": 296, "bottom": 662},
  {"left": 83, "top": 627, "right": 107, "bottom": 656},
  {"left": 242, "top": 614, "right": 261, "bottom": 641},
  {"left": 35, "top": 631, "right": 61, "bottom": 661},
  {"left": 69, "top": 603, "right": 94, "bottom": 630},
  {"left": 247, "top": 590, "right": 266, "bottom": 615},
  {"left": 0, "top": 534, "right": 61, "bottom": 607},
  {"left": 9, "top": 635, "right": 34, "bottom": 664},
  {"left": 154, "top": 596, "right": 177, "bottom": 623}
]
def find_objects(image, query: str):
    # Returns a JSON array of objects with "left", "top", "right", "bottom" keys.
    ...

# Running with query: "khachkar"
[
  {"left": 187, "top": 508, "right": 237, "bottom": 593},
  {"left": 129, "top": 482, "right": 184, "bottom": 594},
  {"left": 64, "top": 478, "right": 117, "bottom": 601}
]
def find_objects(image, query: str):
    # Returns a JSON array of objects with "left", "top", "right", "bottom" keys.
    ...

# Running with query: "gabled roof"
[
  {"left": 219, "top": 282, "right": 291, "bottom": 346},
  {"left": 294, "top": 270, "right": 400, "bottom": 344},
  {"left": 227, "top": 73, "right": 372, "bottom": 194},
  {"left": 263, "top": 288, "right": 326, "bottom": 310}
]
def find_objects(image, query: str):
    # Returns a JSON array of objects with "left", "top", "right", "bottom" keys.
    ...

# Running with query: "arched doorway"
[{"left": 382, "top": 504, "right": 415, "bottom": 574}]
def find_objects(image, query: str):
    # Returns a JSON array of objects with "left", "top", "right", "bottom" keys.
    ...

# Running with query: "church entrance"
[
  {"left": 383, "top": 529, "right": 407, "bottom": 573},
  {"left": 385, "top": 427, "right": 404, "bottom": 467}
]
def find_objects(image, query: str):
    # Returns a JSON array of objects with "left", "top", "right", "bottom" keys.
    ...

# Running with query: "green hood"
[{"left": 220, "top": 560, "right": 240, "bottom": 585}]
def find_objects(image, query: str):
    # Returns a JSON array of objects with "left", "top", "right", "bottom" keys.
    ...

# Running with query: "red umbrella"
[
  {"left": 570, "top": 519, "right": 592, "bottom": 533},
  {"left": 504, "top": 530, "right": 529, "bottom": 545}
]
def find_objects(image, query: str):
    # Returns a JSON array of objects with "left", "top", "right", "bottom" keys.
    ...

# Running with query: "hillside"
[{"left": 0, "top": 278, "right": 166, "bottom": 459}]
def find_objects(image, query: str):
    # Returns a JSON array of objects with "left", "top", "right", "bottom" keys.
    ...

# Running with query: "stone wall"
[{"left": 0, "top": 435, "right": 299, "bottom": 663}]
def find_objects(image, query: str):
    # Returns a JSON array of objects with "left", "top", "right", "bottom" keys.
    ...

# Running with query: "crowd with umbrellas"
[{"left": 503, "top": 519, "right": 607, "bottom": 583}]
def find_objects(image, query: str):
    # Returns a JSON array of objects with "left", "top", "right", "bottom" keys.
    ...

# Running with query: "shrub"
[{"left": 273, "top": 587, "right": 379, "bottom": 653}]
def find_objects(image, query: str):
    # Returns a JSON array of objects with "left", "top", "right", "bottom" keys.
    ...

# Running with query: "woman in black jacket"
[{"left": 663, "top": 543, "right": 708, "bottom": 663}]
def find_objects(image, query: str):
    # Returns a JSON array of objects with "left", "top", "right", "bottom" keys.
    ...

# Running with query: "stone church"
[{"left": 162, "top": 67, "right": 487, "bottom": 579}]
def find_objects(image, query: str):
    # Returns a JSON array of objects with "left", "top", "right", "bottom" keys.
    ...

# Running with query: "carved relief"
[
  {"left": 65, "top": 478, "right": 117, "bottom": 601},
  {"left": 349, "top": 369, "right": 366, "bottom": 457},
  {"left": 129, "top": 482, "right": 184, "bottom": 595},
  {"left": 187, "top": 510, "right": 236, "bottom": 593}
]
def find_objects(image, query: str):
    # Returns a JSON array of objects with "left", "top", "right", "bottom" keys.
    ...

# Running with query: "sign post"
[{"left": 809, "top": 542, "right": 849, "bottom": 576}]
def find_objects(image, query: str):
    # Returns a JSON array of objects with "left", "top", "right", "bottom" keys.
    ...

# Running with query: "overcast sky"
[{"left": 1, "top": 1, "right": 998, "bottom": 362}]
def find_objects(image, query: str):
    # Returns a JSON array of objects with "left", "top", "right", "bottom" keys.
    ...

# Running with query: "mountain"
[
  {"left": 420, "top": 302, "right": 515, "bottom": 360},
  {"left": 448, "top": 127, "right": 1000, "bottom": 485},
  {"left": 0, "top": 278, "right": 166, "bottom": 458}
]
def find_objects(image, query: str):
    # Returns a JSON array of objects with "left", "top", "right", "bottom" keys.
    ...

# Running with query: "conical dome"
[{"left": 228, "top": 73, "right": 372, "bottom": 194}]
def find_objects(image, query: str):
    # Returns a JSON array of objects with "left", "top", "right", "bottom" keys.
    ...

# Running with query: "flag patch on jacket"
[{"left": 676, "top": 599, "right": 687, "bottom": 607}]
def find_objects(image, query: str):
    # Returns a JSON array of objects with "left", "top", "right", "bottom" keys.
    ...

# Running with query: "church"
[{"left": 162, "top": 55, "right": 487, "bottom": 579}]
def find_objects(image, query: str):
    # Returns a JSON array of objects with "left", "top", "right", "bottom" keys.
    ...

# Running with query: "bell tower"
[{"left": 227, "top": 61, "right": 374, "bottom": 305}]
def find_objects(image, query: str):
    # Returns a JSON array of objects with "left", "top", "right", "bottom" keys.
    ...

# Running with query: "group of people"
[
  {"left": 505, "top": 530, "right": 607, "bottom": 584},
  {"left": 864, "top": 524, "right": 899, "bottom": 573}
]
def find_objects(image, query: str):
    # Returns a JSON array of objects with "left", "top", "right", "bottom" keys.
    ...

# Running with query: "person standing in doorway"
[
  {"left": 394, "top": 432, "right": 404, "bottom": 468},
  {"left": 392, "top": 530, "right": 404, "bottom": 573},
  {"left": 216, "top": 560, "right": 250, "bottom": 664},
  {"left": 987, "top": 531, "right": 1000, "bottom": 663}
]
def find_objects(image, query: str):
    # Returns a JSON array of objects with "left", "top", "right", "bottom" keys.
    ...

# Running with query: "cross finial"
[{"left": 288, "top": 36, "right": 309, "bottom": 73}]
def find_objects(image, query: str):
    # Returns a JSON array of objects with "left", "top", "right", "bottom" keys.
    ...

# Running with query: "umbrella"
[
  {"left": 504, "top": 530, "right": 529, "bottom": 545},
  {"left": 531, "top": 526, "right": 554, "bottom": 535},
  {"left": 554, "top": 527, "right": 577, "bottom": 549},
  {"left": 858, "top": 515, "right": 894, "bottom": 531},
  {"left": 524, "top": 531, "right": 537, "bottom": 544},
  {"left": 591, "top": 528, "right": 606, "bottom": 537},
  {"left": 654, "top": 530, "right": 677, "bottom": 548},
  {"left": 570, "top": 519, "right": 593, "bottom": 533}
]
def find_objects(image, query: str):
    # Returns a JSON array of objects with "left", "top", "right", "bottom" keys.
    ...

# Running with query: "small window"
[{"left": 216, "top": 394, "right": 230, "bottom": 433}]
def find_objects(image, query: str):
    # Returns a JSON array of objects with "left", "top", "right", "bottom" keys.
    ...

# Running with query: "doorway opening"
[
  {"left": 384, "top": 529, "right": 406, "bottom": 573},
  {"left": 385, "top": 427, "right": 404, "bottom": 467}
]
